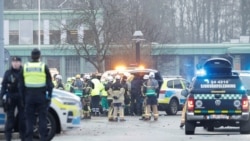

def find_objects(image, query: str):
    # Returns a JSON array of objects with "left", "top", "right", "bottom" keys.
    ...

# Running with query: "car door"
[{"left": 172, "top": 79, "right": 186, "bottom": 105}]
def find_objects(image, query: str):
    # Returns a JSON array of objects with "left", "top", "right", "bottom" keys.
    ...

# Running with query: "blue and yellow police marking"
[
  {"left": 194, "top": 94, "right": 242, "bottom": 100},
  {"left": 194, "top": 109, "right": 242, "bottom": 114},
  {"left": 52, "top": 99, "right": 81, "bottom": 117},
  {"left": 0, "top": 114, "right": 5, "bottom": 125}
]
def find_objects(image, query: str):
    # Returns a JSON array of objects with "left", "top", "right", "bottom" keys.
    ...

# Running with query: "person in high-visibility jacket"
[
  {"left": 65, "top": 77, "right": 73, "bottom": 92},
  {"left": 19, "top": 48, "right": 54, "bottom": 141},
  {"left": 143, "top": 72, "right": 159, "bottom": 121},
  {"left": 52, "top": 74, "right": 57, "bottom": 88},
  {"left": 91, "top": 75, "right": 103, "bottom": 116}
]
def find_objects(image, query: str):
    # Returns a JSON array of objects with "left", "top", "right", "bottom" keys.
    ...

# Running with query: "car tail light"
[
  {"left": 242, "top": 95, "right": 249, "bottom": 112},
  {"left": 158, "top": 90, "right": 166, "bottom": 99},
  {"left": 187, "top": 96, "right": 195, "bottom": 112},
  {"left": 160, "top": 90, "right": 166, "bottom": 94}
]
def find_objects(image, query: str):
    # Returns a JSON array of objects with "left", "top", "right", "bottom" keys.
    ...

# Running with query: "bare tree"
[
  {"left": 240, "top": 0, "right": 250, "bottom": 35},
  {"left": 60, "top": 0, "right": 128, "bottom": 72}
]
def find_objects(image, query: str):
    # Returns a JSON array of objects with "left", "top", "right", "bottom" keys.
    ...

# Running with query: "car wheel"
[
  {"left": 166, "top": 98, "right": 178, "bottom": 115},
  {"left": 185, "top": 120, "right": 195, "bottom": 135},
  {"left": 240, "top": 117, "right": 250, "bottom": 134},
  {"left": 33, "top": 112, "right": 57, "bottom": 140}
]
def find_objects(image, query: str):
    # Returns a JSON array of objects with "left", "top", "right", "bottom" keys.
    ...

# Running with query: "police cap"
[{"left": 11, "top": 56, "right": 22, "bottom": 62}]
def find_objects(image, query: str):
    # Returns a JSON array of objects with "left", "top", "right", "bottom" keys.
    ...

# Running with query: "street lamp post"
[
  {"left": 38, "top": 0, "right": 41, "bottom": 50},
  {"left": 0, "top": 0, "right": 4, "bottom": 76},
  {"left": 133, "top": 30, "right": 144, "bottom": 66}
]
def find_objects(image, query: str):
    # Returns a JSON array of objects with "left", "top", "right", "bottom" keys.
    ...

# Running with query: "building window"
[
  {"left": 84, "top": 29, "right": 94, "bottom": 44},
  {"left": 66, "top": 56, "right": 80, "bottom": 78},
  {"left": 67, "top": 30, "right": 78, "bottom": 44},
  {"left": 50, "top": 30, "right": 61, "bottom": 44},
  {"left": 19, "top": 20, "right": 33, "bottom": 44},
  {"left": 46, "top": 57, "right": 60, "bottom": 72},
  {"left": 9, "top": 30, "right": 19, "bottom": 45},
  {"left": 9, "top": 20, "right": 19, "bottom": 45},
  {"left": 180, "top": 56, "right": 194, "bottom": 82},
  {"left": 33, "top": 30, "right": 44, "bottom": 45}
]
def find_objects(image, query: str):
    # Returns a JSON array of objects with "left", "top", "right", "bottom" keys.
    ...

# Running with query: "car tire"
[
  {"left": 240, "top": 117, "right": 250, "bottom": 134},
  {"left": 166, "top": 98, "right": 178, "bottom": 115},
  {"left": 185, "top": 120, "right": 195, "bottom": 135},
  {"left": 33, "top": 112, "right": 57, "bottom": 141}
]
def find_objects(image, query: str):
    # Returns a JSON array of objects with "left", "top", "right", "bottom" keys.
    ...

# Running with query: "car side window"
[
  {"left": 167, "top": 80, "right": 174, "bottom": 88},
  {"left": 182, "top": 80, "right": 190, "bottom": 89},
  {"left": 173, "top": 80, "right": 182, "bottom": 89}
]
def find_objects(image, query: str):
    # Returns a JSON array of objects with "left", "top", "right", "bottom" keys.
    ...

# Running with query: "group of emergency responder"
[
  {"left": 53, "top": 71, "right": 160, "bottom": 122},
  {"left": 0, "top": 48, "right": 53, "bottom": 141}
]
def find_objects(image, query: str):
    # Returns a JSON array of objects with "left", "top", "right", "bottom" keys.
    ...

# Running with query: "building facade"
[{"left": 3, "top": 10, "right": 250, "bottom": 82}]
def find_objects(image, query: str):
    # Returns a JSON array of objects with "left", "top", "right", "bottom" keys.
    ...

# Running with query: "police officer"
[
  {"left": 0, "top": 56, "right": 25, "bottom": 141},
  {"left": 19, "top": 48, "right": 54, "bottom": 141}
]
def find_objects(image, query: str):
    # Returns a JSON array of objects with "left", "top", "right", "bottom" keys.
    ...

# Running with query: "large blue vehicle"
[{"left": 184, "top": 58, "right": 250, "bottom": 135}]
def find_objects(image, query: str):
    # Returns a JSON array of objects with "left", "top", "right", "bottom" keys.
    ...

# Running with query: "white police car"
[
  {"left": 158, "top": 76, "right": 190, "bottom": 115},
  {"left": 0, "top": 81, "right": 81, "bottom": 140}
]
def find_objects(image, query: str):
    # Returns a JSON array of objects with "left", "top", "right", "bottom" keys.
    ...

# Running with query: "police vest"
[
  {"left": 23, "top": 62, "right": 46, "bottom": 88},
  {"left": 91, "top": 79, "right": 101, "bottom": 96}
]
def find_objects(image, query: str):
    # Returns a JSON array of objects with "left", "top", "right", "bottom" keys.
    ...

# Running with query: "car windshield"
[{"left": 239, "top": 75, "right": 250, "bottom": 90}]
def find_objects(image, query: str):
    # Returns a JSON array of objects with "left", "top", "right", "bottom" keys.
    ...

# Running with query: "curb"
[{"left": 0, "top": 132, "right": 20, "bottom": 140}]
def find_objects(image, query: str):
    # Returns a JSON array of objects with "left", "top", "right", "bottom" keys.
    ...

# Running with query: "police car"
[
  {"left": 184, "top": 58, "right": 250, "bottom": 135},
  {"left": 0, "top": 83, "right": 81, "bottom": 140},
  {"left": 158, "top": 76, "right": 190, "bottom": 115}
]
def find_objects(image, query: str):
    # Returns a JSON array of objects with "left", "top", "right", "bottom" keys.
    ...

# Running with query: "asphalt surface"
[
  {"left": 2, "top": 112, "right": 250, "bottom": 141},
  {"left": 52, "top": 112, "right": 250, "bottom": 141}
]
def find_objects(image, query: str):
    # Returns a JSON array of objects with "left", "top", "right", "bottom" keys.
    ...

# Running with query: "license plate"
[{"left": 209, "top": 115, "right": 229, "bottom": 119}]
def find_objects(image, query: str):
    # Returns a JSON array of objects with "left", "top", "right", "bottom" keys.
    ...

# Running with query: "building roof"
[{"left": 151, "top": 43, "right": 250, "bottom": 55}]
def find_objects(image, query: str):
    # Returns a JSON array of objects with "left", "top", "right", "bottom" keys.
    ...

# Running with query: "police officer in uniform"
[
  {"left": 0, "top": 56, "right": 25, "bottom": 141},
  {"left": 19, "top": 48, "right": 54, "bottom": 141}
]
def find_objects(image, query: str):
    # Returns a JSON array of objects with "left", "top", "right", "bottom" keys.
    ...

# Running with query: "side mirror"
[{"left": 181, "top": 89, "right": 189, "bottom": 97}]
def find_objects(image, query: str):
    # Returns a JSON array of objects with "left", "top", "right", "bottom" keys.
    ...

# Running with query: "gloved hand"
[
  {"left": 1, "top": 94, "right": 8, "bottom": 112},
  {"left": 113, "top": 96, "right": 118, "bottom": 100}
]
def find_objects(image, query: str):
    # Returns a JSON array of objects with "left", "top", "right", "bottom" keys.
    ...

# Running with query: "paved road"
[{"left": 52, "top": 112, "right": 250, "bottom": 141}]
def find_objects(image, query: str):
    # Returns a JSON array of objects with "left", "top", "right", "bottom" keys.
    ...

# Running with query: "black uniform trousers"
[
  {"left": 5, "top": 93, "right": 25, "bottom": 141},
  {"left": 25, "top": 88, "right": 48, "bottom": 141},
  {"left": 130, "top": 94, "right": 143, "bottom": 116}
]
